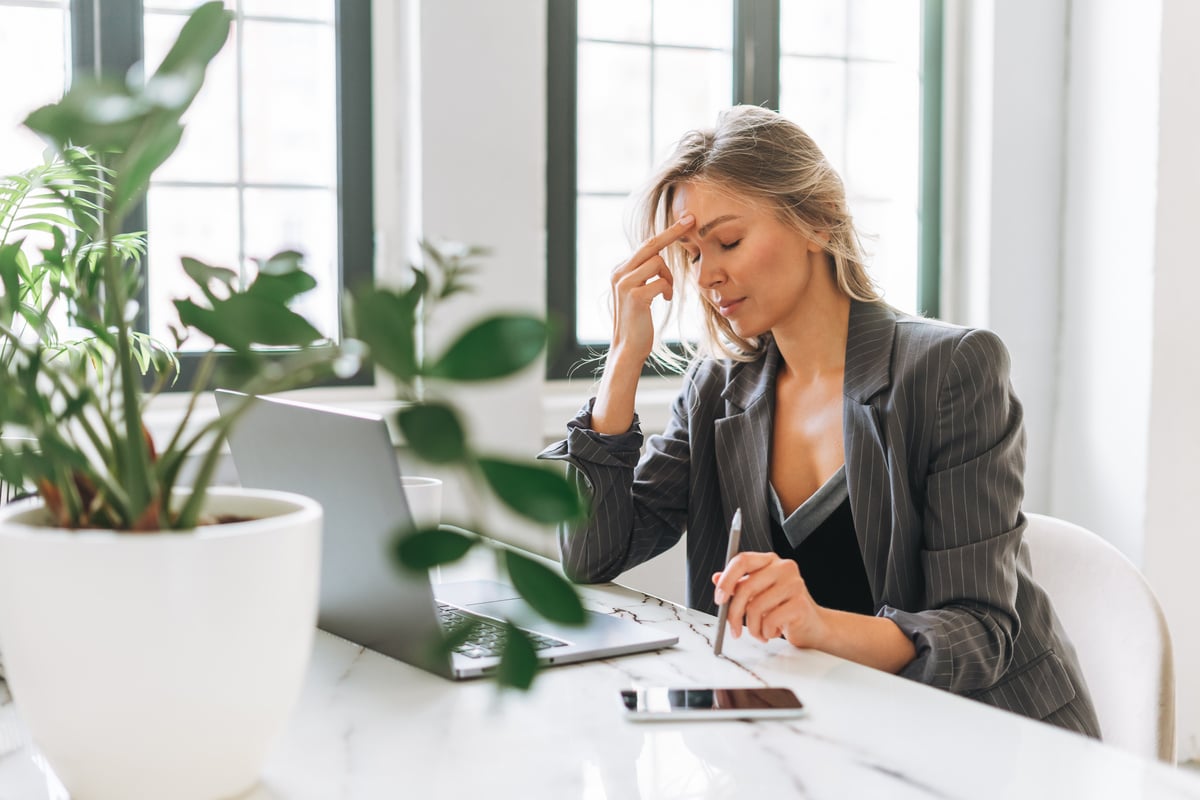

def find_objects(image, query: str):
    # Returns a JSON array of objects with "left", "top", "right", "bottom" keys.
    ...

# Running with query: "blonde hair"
[{"left": 631, "top": 105, "right": 880, "bottom": 370}]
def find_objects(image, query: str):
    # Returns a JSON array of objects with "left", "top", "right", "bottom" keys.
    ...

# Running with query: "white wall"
[
  {"left": 942, "top": 0, "right": 1069, "bottom": 515},
  {"left": 1143, "top": 0, "right": 1200, "bottom": 762},
  {"left": 415, "top": 0, "right": 560, "bottom": 556},
  {"left": 1053, "top": 0, "right": 1160, "bottom": 565}
]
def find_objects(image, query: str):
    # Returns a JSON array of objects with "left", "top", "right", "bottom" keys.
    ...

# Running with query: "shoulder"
[{"left": 891, "top": 312, "right": 1012, "bottom": 378}]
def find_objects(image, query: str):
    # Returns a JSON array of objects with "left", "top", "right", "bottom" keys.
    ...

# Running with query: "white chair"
[{"left": 1023, "top": 512, "right": 1175, "bottom": 762}]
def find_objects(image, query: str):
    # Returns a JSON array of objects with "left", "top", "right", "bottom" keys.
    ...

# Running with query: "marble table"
[{"left": 1, "top": 558, "right": 1199, "bottom": 799}]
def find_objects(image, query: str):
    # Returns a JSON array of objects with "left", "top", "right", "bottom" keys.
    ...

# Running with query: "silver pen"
[{"left": 712, "top": 508, "right": 743, "bottom": 656}]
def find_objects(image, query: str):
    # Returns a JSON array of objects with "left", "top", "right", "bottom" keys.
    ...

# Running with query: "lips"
[{"left": 715, "top": 297, "right": 745, "bottom": 317}]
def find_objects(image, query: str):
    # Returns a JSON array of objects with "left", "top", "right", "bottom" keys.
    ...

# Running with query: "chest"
[{"left": 769, "top": 371, "right": 845, "bottom": 516}]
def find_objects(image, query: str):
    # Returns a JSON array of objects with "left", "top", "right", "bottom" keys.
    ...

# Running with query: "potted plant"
[
  {"left": 0, "top": 148, "right": 173, "bottom": 503},
  {"left": 0, "top": 3, "right": 585, "bottom": 798}
]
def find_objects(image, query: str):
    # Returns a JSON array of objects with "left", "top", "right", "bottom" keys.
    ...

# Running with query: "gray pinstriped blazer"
[{"left": 540, "top": 301, "right": 1100, "bottom": 736}]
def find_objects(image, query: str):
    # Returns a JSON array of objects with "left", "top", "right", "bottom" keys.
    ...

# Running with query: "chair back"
[{"left": 1024, "top": 512, "right": 1175, "bottom": 762}]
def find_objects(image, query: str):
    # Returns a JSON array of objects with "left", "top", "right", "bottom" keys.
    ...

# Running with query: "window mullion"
[
  {"left": 71, "top": 0, "right": 150, "bottom": 335},
  {"left": 732, "top": 0, "right": 780, "bottom": 108},
  {"left": 918, "top": 0, "right": 944, "bottom": 318}
]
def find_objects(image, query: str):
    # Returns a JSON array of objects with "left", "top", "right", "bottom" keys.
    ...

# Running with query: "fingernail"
[
  {"left": 714, "top": 588, "right": 725, "bottom": 605},
  {"left": 678, "top": 213, "right": 695, "bottom": 226}
]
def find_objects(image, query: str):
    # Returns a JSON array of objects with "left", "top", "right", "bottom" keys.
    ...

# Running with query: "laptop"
[{"left": 214, "top": 390, "right": 677, "bottom": 679}]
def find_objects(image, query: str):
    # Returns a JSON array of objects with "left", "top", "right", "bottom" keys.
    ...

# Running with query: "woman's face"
[{"left": 670, "top": 181, "right": 828, "bottom": 341}]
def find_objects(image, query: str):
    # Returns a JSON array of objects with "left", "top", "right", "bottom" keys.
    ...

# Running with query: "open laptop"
[{"left": 215, "top": 390, "right": 677, "bottom": 679}]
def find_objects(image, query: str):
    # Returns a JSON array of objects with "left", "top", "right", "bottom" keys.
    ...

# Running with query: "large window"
[
  {"left": 547, "top": 0, "right": 942, "bottom": 377},
  {"left": 0, "top": 0, "right": 373, "bottom": 387}
]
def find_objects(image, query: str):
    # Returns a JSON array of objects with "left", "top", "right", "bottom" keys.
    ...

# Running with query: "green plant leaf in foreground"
[
  {"left": 397, "top": 403, "right": 467, "bottom": 464},
  {"left": 496, "top": 622, "right": 538, "bottom": 691},
  {"left": 349, "top": 287, "right": 418, "bottom": 379},
  {"left": 478, "top": 457, "right": 585, "bottom": 524},
  {"left": 392, "top": 527, "right": 476, "bottom": 572},
  {"left": 504, "top": 549, "right": 585, "bottom": 626},
  {"left": 426, "top": 314, "right": 546, "bottom": 381}
]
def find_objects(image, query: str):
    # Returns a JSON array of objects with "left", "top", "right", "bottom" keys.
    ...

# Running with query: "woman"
[{"left": 539, "top": 105, "right": 1099, "bottom": 737}]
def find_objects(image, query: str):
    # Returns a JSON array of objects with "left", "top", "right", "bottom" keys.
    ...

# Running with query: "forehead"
[{"left": 669, "top": 180, "right": 763, "bottom": 218}]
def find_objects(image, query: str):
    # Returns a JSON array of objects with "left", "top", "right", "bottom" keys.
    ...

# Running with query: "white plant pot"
[{"left": 0, "top": 486, "right": 322, "bottom": 800}]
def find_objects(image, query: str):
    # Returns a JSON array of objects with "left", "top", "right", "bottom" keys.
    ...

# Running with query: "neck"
[{"left": 771, "top": 262, "right": 852, "bottom": 382}]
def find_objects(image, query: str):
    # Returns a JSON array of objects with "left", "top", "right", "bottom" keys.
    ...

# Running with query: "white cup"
[{"left": 401, "top": 477, "right": 443, "bottom": 531}]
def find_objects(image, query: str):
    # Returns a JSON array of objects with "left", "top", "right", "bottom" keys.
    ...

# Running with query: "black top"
[{"left": 768, "top": 492, "right": 874, "bottom": 616}]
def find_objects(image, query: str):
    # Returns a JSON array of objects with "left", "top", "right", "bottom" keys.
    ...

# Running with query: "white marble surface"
[{"left": 2, "top": 558, "right": 1200, "bottom": 799}]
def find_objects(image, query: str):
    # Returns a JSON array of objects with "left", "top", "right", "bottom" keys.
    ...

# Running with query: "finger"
[
  {"left": 762, "top": 598, "right": 808, "bottom": 643},
  {"left": 629, "top": 213, "right": 696, "bottom": 268},
  {"left": 626, "top": 279, "right": 673, "bottom": 308},
  {"left": 744, "top": 581, "right": 797, "bottom": 642},
  {"left": 613, "top": 253, "right": 671, "bottom": 293},
  {"left": 714, "top": 552, "right": 777, "bottom": 603}
]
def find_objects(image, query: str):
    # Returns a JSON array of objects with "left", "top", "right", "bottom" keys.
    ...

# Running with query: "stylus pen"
[{"left": 712, "top": 508, "right": 743, "bottom": 656}]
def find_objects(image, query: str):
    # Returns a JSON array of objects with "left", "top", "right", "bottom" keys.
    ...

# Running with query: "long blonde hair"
[{"left": 631, "top": 105, "right": 880, "bottom": 369}]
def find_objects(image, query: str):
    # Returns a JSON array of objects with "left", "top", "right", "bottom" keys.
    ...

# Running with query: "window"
[
  {"left": 0, "top": 0, "right": 373, "bottom": 387},
  {"left": 546, "top": 0, "right": 942, "bottom": 378}
]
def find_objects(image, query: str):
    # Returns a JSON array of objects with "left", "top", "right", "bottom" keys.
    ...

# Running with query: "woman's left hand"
[{"left": 712, "top": 552, "right": 828, "bottom": 647}]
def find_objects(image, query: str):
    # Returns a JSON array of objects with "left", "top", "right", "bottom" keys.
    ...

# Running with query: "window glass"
[
  {"left": 0, "top": 6, "right": 68, "bottom": 177},
  {"left": 143, "top": 13, "right": 240, "bottom": 184},
  {"left": 243, "top": 187, "right": 338, "bottom": 337},
  {"left": 141, "top": 2, "right": 339, "bottom": 352},
  {"left": 146, "top": 186, "right": 241, "bottom": 350},
  {"left": 577, "top": 42, "right": 652, "bottom": 195},
  {"left": 575, "top": 0, "right": 733, "bottom": 349},
  {"left": 578, "top": 0, "right": 651, "bottom": 43},
  {"left": 241, "top": 18, "right": 337, "bottom": 186},
  {"left": 652, "top": 0, "right": 731, "bottom": 49},
  {"left": 779, "top": 0, "right": 921, "bottom": 313}
]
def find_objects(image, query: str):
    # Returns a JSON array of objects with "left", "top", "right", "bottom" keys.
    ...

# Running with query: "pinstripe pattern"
[{"left": 539, "top": 301, "right": 1099, "bottom": 737}]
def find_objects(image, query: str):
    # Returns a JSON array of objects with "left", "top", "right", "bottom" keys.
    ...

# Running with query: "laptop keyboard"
[{"left": 436, "top": 602, "right": 570, "bottom": 659}]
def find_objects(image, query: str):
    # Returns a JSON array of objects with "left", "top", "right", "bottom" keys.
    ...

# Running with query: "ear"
[{"left": 806, "top": 230, "right": 830, "bottom": 253}]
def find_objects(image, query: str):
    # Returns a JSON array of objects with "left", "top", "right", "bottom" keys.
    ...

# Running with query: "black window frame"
[
  {"left": 71, "top": 0, "right": 375, "bottom": 390},
  {"left": 546, "top": 0, "right": 943, "bottom": 379}
]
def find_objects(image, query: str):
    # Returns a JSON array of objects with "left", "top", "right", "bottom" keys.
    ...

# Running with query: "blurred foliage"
[{"left": 0, "top": 1, "right": 586, "bottom": 689}]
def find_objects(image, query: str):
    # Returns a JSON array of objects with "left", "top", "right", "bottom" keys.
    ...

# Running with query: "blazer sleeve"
[
  {"left": 537, "top": 381, "right": 696, "bottom": 584},
  {"left": 880, "top": 328, "right": 1026, "bottom": 693}
]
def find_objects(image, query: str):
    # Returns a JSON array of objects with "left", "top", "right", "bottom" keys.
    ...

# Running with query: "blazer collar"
[
  {"left": 719, "top": 337, "right": 781, "bottom": 412},
  {"left": 843, "top": 300, "right": 897, "bottom": 404},
  {"left": 717, "top": 300, "right": 897, "bottom": 408}
]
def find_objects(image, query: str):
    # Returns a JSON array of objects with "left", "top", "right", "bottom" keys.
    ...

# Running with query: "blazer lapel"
[
  {"left": 713, "top": 342, "right": 780, "bottom": 555},
  {"left": 842, "top": 301, "right": 898, "bottom": 602}
]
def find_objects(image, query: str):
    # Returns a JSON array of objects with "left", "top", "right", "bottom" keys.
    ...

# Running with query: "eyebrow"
[{"left": 679, "top": 214, "right": 740, "bottom": 244}]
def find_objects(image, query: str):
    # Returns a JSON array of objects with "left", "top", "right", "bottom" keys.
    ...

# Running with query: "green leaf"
[
  {"left": 111, "top": 119, "right": 185, "bottom": 222},
  {"left": 349, "top": 287, "right": 418, "bottom": 379},
  {"left": 174, "top": 294, "right": 322, "bottom": 351},
  {"left": 391, "top": 527, "right": 476, "bottom": 571},
  {"left": 426, "top": 315, "right": 546, "bottom": 381},
  {"left": 181, "top": 256, "right": 237, "bottom": 299},
  {"left": 430, "top": 616, "right": 480, "bottom": 661},
  {"left": 503, "top": 549, "right": 586, "bottom": 626},
  {"left": 154, "top": 2, "right": 232, "bottom": 82},
  {"left": 397, "top": 403, "right": 467, "bottom": 464},
  {"left": 478, "top": 457, "right": 585, "bottom": 524},
  {"left": 245, "top": 268, "right": 317, "bottom": 304},
  {"left": 24, "top": 78, "right": 147, "bottom": 153},
  {"left": 258, "top": 250, "right": 304, "bottom": 276},
  {"left": 496, "top": 622, "right": 538, "bottom": 690}
]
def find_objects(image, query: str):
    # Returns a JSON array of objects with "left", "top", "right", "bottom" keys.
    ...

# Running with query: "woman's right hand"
[
  {"left": 607, "top": 213, "right": 695, "bottom": 366},
  {"left": 591, "top": 213, "right": 695, "bottom": 435}
]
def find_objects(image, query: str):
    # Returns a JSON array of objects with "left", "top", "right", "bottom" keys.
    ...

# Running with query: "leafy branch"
[{"left": 0, "top": 1, "right": 589, "bottom": 690}]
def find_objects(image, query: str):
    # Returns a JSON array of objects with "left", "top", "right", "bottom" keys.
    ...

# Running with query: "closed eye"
[{"left": 720, "top": 239, "right": 742, "bottom": 251}]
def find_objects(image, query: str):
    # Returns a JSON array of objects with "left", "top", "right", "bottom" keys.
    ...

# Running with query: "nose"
[{"left": 695, "top": 256, "right": 724, "bottom": 290}]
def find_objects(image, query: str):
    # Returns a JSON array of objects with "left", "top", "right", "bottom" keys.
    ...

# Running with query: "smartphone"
[{"left": 620, "top": 687, "right": 806, "bottom": 722}]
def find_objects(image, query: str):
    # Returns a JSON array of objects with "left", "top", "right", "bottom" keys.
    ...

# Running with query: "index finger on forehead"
[{"left": 635, "top": 214, "right": 695, "bottom": 262}]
